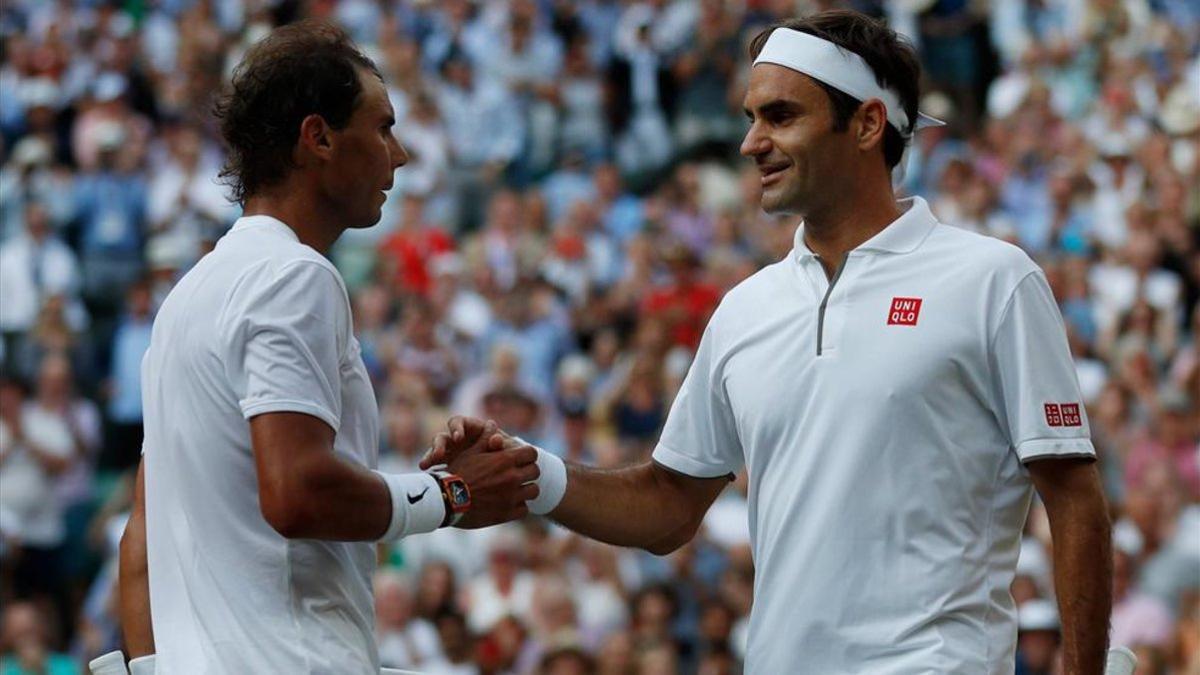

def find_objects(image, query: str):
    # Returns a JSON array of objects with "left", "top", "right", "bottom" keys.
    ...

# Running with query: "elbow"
[
  {"left": 642, "top": 517, "right": 703, "bottom": 557},
  {"left": 259, "top": 488, "right": 310, "bottom": 539},
  {"left": 644, "top": 538, "right": 686, "bottom": 557}
]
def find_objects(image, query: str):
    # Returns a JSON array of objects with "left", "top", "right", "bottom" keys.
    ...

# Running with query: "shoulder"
[
  {"left": 923, "top": 223, "right": 1041, "bottom": 291},
  {"left": 210, "top": 236, "right": 349, "bottom": 330},
  {"left": 926, "top": 223, "right": 1037, "bottom": 272},
  {"left": 222, "top": 228, "right": 345, "bottom": 296},
  {"left": 707, "top": 258, "right": 792, "bottom": 337}
]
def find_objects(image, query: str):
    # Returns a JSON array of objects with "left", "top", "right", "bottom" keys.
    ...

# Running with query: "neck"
[
  {"left": 801, "top": 186, "right": 901, "bottom": 278},
  {"left": 242, "top": 181, "right": 343, "bottom": 253}
]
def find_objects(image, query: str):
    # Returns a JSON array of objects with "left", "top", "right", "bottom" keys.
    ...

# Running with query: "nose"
[
  {"left": 390, "top": 133, "right": 409, "bottom": 170},
  {"left": 739, "top": 122, "right": 770, "bottom": 159}
]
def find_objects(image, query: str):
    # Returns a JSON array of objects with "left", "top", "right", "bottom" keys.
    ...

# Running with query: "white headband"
[{"left": 752, "top": 28, "right": 944, "bottom": 138}]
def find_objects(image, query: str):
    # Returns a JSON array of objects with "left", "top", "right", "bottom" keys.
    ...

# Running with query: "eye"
[{"left": 766, "top": 111, "right": 796, "bottom": 126}]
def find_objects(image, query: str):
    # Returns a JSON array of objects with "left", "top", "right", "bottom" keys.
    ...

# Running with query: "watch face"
[{"left": 449, "top": 480, "right": 470, "bottom": 508}]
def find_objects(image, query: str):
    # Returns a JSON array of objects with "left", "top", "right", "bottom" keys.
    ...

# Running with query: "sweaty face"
[
  {"left": 325, "top": 68, "right": 408, "bottom": 229},
  {"left": 740, "top": 65, "right": 855, "bottom": 216}
]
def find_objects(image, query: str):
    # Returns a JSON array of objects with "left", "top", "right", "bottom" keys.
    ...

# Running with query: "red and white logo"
[
  {"left": 1045, "top": 402, "right": 1082, "bottom": 427},
  {"left": 1044, "top": 403, "right": 1063, "bottom": 427},
  {"left": 1061, "top": 403, "right": 1082, "bottom": 427},
  {"left": 887, "top": 297, "right": 922, "bottom": 326}
]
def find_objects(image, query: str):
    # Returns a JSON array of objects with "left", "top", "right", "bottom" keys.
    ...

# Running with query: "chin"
[
  {"left": 759, "top": 192, "right": 800, "bottom": 216},
  {"left": 348, "top": 206, "right": 384, "bottom": 230}
]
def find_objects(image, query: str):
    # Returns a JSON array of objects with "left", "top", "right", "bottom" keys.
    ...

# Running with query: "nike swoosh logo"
[{"left": 407, "top": 487, "right": 429, "bottom": 504}]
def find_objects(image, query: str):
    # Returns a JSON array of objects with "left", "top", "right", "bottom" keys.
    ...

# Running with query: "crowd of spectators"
[{"left": 0, "top": 0, "right": 1197, "bottom": 673}]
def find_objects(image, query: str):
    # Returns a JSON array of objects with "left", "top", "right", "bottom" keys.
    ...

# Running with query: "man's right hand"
[
  {"left": 422, "top": 416, "right": 520, "bottom": 469},
  {"left": 444, "top": 421, "right": 539, "bottom": 529}
]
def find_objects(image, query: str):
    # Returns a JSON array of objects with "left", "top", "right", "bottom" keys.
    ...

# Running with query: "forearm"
[
  {"left": 252, "top": 412, "right": 444, "bottom": 541},
  {"left": 1042, "top": 469, "right": 1113, "bottom": 674},
  {"left": 262, "top": 452, "right": 396, "bottom": 541},
  {"left": 551, "top": 461, "right": 717, "bottom": 555},
  {"left": 119, "top": 463, "right": 154, "bottom": 657}
]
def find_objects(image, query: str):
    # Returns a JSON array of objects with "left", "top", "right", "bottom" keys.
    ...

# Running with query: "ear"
[
  {"left": 855, "top": 99, "right": 889, "bottom": 155},
  {"left": 296, "top": 114, "right": 334, "bottom": 165}
]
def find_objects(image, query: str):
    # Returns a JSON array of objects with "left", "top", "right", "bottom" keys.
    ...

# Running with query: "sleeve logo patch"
[
  {"left": 1045, "top": 402, "right": 1082, "bottom": 427},
  {"left": 1061, "top": 403, "right": 1082, "bottom": 426}
]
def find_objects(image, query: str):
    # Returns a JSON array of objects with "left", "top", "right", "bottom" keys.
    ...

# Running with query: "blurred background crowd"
[{"left": 0, "top": 0, "right": 1197, "bottom": 673}]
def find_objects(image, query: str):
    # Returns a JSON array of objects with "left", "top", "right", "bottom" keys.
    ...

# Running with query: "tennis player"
[
  {"left": 117, "top": 21, "right": 538, "bottom": 674},
  {"left": 427, "top": 11, "right": 1112, "bottom": 674}
]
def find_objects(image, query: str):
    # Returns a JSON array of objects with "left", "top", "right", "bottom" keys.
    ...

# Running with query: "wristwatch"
[{"left": 431, "top": 470, "right": 471, "bottom": 527}]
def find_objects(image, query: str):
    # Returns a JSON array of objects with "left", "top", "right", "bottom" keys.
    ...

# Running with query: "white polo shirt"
[
  {"left": 652, "top": 197, "right": 1094, "bottom": 674},
  {"left": 141, "top": 216, "right": 382, "bottom": 674}
]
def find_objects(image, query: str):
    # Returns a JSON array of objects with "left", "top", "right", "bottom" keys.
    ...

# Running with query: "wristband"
[
  {"left": 129, "top": 656, "right": 157, "bottom": 675},
  {"left": 525, "top": 445, "right": 567, "bottom": 515},
  {"left": 372, "top": 471, "right": 445, "bottom": 541},
  {"left": 87, "top": 652, "right": 127, "bottom": 675}
]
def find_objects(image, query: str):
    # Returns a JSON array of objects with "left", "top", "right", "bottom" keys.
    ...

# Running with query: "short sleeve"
[
  {"left": 225, "top": 261, "right": 349, "bottom": 431},
  {"left": 989, "top": 272, "right": 1096, "bottom": 463},
  {"left": 652, "top": 323, "right": 743, "bottom": 478}
]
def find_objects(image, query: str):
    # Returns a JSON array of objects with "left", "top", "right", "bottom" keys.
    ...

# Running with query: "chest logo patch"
[{"left": 887, "top": 297, "right": 923, "bottom": 326}]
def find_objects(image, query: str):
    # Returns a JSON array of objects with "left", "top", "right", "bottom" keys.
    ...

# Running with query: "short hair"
[
  {"left": 748, "top": 11, "right": 922, "bottom": 170},
  {"left": 214, "top": 20, "right": 381, "bottom": 204}
]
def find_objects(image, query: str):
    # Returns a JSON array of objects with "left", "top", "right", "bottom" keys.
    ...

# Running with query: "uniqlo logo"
[
  {"left": 887, "top": 297, "right": 922, "bottom": 326},
  {"left": 1061, "top": 403, "right": 1082, "bottom": 427},
  {"left": 1045, "top": 402, "right": 1082, "bottom": 427},
  {"left": 1044, "top": 403, "right": 1063, "bottom": 427}
]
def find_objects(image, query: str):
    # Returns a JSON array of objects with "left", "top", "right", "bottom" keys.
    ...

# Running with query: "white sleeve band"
[
  {"left": 373, "top": 471, "right": 445, "bottom": 541},
  {"left": 87, "top": 651, "right": 129, "bottom": 675},
  {"left": 128, "top": 655, "right": 156, "bottom": 675},
  {"left": 527, "top": 447, "right": 568, "bottom": 516}
]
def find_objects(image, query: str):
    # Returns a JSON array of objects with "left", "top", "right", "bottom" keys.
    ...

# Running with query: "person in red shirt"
[
  {"left": 639, "top": 243, "right": 720, "bottom": 350},
  {"left": 378, "top": 194, "right": 455, "bottom": 297}
]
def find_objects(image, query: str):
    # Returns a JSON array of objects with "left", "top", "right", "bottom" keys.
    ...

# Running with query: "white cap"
[
  {"left": 12, "top": 136, "right": 52, "bottom": 167},
  {"left": 1159, "top": 84, "right": 1200, "bottom": 136},
  {"left": 1112, "top": 518, "right": 1144, "bottom": 557},
  {"left": 19, "top": 77, "right": 60, "bottom": 110},
  {"left": 95, "top": 120, "right": 127, "bottom": 150},
  {"left": 93, "top": 72, "right": 129, "bottom": 103},
  {"left": 557, "top": 354, "right": 594, "bottom": 384},
  {"left": 1015, "top": 537, "right": 1050, "bottom": 583},
  {"left": 1017, "top": 599, "right": 1060, "bottom": 633}
]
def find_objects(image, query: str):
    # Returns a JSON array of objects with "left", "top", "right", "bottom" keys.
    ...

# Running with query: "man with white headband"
[{"left": 427, "top": 10, "right": 1112, "bottom": 674}]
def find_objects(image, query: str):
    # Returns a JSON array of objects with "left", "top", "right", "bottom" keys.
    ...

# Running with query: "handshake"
[{"left": 417, "top": 416, "right": 567, "bottom": 530}]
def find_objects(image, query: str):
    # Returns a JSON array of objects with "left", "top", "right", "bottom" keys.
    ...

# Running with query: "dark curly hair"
[
  {"left": 213, "top": 20, "right": 381, "bottom": 204},
  {"left": 749, "top": 11, "right": 922, "bottom": 170}
]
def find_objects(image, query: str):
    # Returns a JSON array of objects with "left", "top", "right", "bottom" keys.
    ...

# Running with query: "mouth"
[{"left": 758, "top": 162, "right": 790, "bottom": 186}]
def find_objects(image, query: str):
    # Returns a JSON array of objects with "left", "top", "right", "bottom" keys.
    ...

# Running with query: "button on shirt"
[
  {"left": 652, "top": 197, "right": 1094, "bottom": 674},
  {"left": 141, "top": 216, "right": 381, "bottom": 674}
]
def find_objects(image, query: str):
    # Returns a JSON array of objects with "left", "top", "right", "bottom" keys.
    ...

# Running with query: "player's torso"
[
  {"left": 723, "top": 238, "right": 1010, "bottom": 480},
  {"left": 720, "top": 229, "right": 1031, "bottom": 673},
  {"left": 142, "top": 222, "right": 381, "bottom": 673}
]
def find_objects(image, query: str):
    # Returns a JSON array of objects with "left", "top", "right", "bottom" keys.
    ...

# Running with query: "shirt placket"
[{"left": 801, "top": 253, "right": 856, "bottom": 356}]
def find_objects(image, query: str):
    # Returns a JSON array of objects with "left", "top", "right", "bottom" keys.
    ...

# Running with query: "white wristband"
[
  {"left": 87, "top": 651, "right": 127, "bottom": 675},
  {"left": 129, "top": 655, "right": 157, "bottom": 675},
  {"left": 527, "top": 447, "right": 568, "bottom": 515},
  {"left": 373, "top": 471, "right": 445, "bottom": 541}
]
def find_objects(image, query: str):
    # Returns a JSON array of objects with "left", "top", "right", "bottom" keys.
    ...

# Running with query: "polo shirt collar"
[
  {"left": 793, "top": 196, "right": 938, "bottom": 262},
  {"left": 230, "top": 215, "right": 300, "bottom": 243}
]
